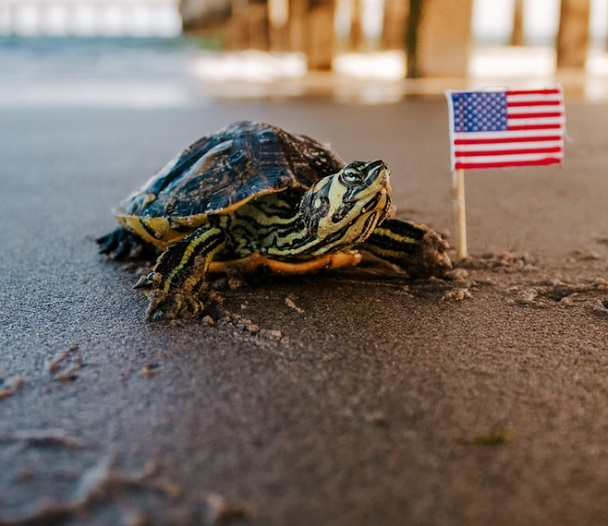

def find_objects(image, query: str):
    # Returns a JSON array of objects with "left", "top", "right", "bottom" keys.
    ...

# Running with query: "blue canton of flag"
[{"left": 451, "top": 92, "right": 508, "bottom": 133}]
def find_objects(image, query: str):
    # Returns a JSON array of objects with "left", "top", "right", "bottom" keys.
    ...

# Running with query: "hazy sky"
[{"left": 1, "top": 0, "right": 607, "bottom": 43}]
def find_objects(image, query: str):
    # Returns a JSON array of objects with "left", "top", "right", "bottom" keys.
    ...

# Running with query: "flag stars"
[{"left": 452, "top": 92, "right": 508, "bottom": 133}]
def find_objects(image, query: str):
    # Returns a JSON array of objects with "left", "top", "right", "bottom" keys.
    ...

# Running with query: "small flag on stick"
[{"left": 445, "top": 87, "right": 566, "bottom": 259}]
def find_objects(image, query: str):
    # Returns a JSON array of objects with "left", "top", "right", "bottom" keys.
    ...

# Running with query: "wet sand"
[{"left": 2, "top": 99, "right": 608, "bottom": 525}]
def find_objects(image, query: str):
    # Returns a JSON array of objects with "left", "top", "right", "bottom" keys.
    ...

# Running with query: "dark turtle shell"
[{"left": 115, "top": 121, "right": 345, "bottom": 220}]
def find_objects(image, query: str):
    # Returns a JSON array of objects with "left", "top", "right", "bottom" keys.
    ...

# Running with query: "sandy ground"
[{"left": 2, "top": 98, "right": 608, "bottom": 525}]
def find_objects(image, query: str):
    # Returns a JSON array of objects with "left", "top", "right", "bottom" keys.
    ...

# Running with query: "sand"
[{"left": 2, "top": 99, "right": 608, "bottom": 525}]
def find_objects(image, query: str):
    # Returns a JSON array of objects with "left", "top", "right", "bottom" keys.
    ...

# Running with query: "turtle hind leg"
[
  {"left": 96, "top": 227, "right": 159, "bottom": 261},
  {"left": 134, "top": 225, "right": 226, "bottom": 320},
  {"left": 361, "top": 218, "right": 452, "bottom": 278}
]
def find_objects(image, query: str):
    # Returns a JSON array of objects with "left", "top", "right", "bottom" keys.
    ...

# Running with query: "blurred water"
[
  {"left": 3, "top": 36, "right": 608, "bottom": 108},
  {"left": 0, "top": 36, "right": 207, "bottom": 107}
]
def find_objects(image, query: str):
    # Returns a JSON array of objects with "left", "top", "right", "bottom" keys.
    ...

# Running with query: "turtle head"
[{"left": 299, "top": 160, "right": 392, "bottom": 252}]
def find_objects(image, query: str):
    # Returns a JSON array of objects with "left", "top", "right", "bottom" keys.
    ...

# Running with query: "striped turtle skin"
[{"left": 97, "top": 121, "right": 451, "bottom": 320}]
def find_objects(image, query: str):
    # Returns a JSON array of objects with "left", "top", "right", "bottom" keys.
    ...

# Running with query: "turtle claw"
[
  {"left": 97, "top": 228, "right": 158, "bottom": 261},
  {"left": 417, "top": 229, "right": 452, "bottom": 278},
  {"left": 144, "top": 290, "right": 169, "bottom": 321},
  {"left": 133, "top": 272, "right": 162, "bottom": 290},
  {"left": 135, "top": 272, "right": 206, "bottom": 320},
  {"left": 143, "top": 289, "right": 204, "bottom": 321},
  {"left": 398, "top": 229, "right": 452, "bottom": 279}
]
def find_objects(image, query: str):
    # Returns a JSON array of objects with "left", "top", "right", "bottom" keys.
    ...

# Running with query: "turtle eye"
[
  {"left": 343, "top": 171, "right": 358, "bottom": 183},
  {"left": 340, "top": 165, "right": 364, "bottom": 186}
]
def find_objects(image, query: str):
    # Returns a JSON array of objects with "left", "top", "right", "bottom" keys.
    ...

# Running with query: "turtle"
[{"left": 97, "top": 121, "right": 451, "bottom": 320}]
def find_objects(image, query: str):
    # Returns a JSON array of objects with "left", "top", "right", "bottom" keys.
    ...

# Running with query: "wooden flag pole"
[{"left": 452, "top": 168, "right": 468, "bottom": 260}]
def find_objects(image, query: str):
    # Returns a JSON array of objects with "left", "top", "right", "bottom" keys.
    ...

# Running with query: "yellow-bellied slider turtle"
[{"left": 97, "top": 121, "right": 451, "bottom": 319}]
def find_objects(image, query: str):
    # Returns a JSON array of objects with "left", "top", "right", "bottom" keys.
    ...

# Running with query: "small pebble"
[{"left": 442, "top": 288, "right": 472, "bottom": 301}]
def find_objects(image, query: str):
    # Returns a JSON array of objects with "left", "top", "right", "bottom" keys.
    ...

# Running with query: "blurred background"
[{"left": 1, "top": 0, "right": 607, "bottom": 105}]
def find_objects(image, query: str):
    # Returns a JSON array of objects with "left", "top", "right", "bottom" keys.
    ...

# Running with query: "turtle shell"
[{"left": 115, "top": 121, "right": 345, "bottom": 221}]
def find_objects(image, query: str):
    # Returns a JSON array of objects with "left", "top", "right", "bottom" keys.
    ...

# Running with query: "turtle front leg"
[
  {"left": 361, "top": 218, "right": 452, "bottom": 278},
  {"left": 134, "top": 226, "right": 226, "bottom": 320}
]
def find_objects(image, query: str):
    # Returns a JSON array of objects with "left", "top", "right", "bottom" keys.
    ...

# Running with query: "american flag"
[{"left": 446, "top": 87, "right": 565, "bottom": 170}]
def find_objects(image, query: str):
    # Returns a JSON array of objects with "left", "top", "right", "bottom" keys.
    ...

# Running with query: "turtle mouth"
[{"left": 357, "top": 161, "right": 391, "bottom": 202}]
